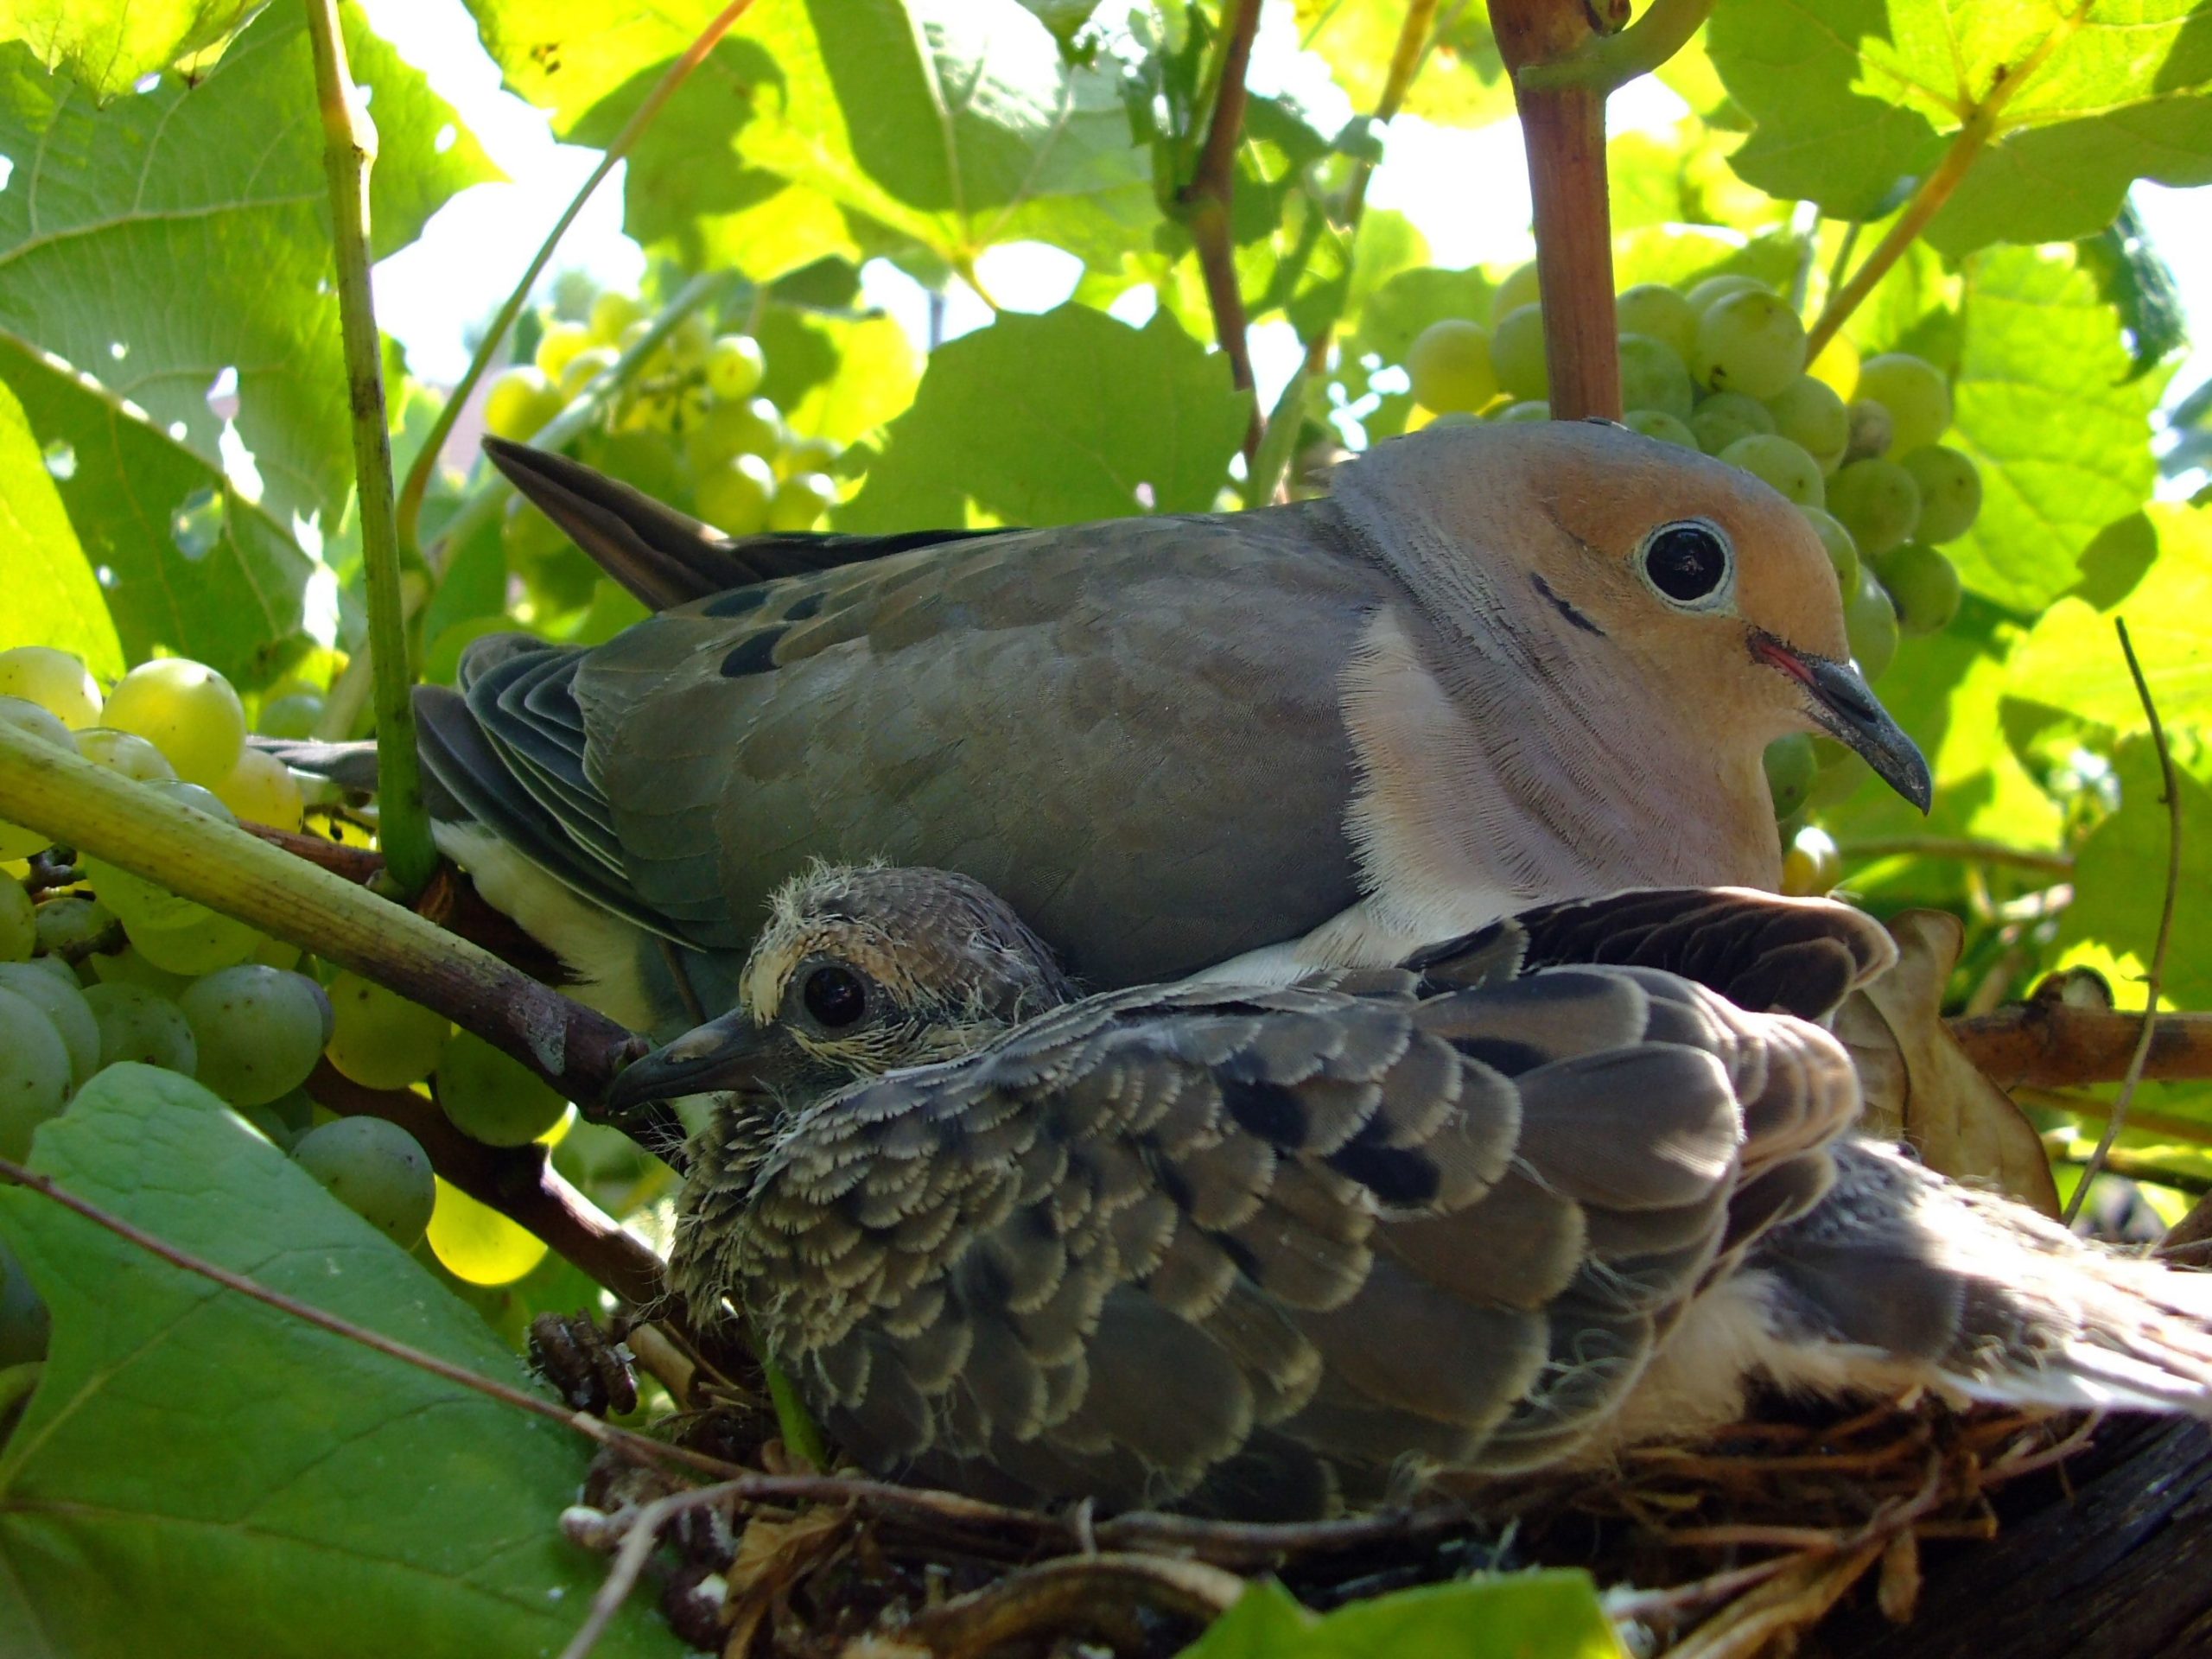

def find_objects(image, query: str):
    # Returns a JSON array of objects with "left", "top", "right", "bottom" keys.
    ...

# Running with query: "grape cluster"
[
  {"left": 1404, "top": 268, "right": 1984, "bottom": 879},
  {"left": 484, "top": 280, "right": 842, "bottom": 548},
  {"left": 0, "top": 646, "right": 576, "bottom": 1360}
]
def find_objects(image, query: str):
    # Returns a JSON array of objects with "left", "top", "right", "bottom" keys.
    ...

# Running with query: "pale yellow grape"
[
  {"left": 325, "top": 970, "right": 448, "bottom": 1090},
  {"left": 0, "top": 962, "right": 98, "bottom": 1088},
  {"left": 1719, "top": 434, "right": 1824, "bottom": 508},
  {"left": 1693, "top": 289, "right": 1807, "bottom": 399},
  {"left": 212, "top": 746, "right": 304, "bottom": 831},
  {"left": 558, "top": 346, "right": 620, "bottom": 401},
  {"left": 0, "top": 696, "right": 74, "bottom": 858},
  {"left": 616, "top": 319, "right": 676, "bottom": 382},
  {"left": 100, "top": 658, "right": 245, "bottom": 785},
  {"left": 293, "top": 1118, "right": 435, "bottom": 1249},
  {"left": 1489, "top": 304, "right": 1548, "bottom": 401},
  {"left": 82, "top": 982, "right": 197, "bottom": 1073},
  {"left": 1781, "top": 837, "right": 1840, "bottom": 896},
  {"left": 1615, "top": 283, "right": 1699, "bottom": 363},
  {"left": 1764, "top": 378, "right": 1849, "bottom": 471},
  {"left": 1617, "top": 334, "right": 1694, "bottom": 420},
  {"left": 1853, "top": 353, "right": 1951, "bottom": 455},
  {"left": 1406, "top": 319, "right": 1497, "bottom": 413},
  {"left": 1624, "top": 409, "right": 1697, "bottom": 448},
  {"left": 533, "top": 321, "right": 594, "bottom": 383},
  {"left": 1828, "top": 457, "right": 1921, "bottom": 556},
  {"left": 426, "top": 1176, "right": 547, "bottom": 1283},
  {"left": 696, "top": 454, "right": 779, "bottom": 537},
  {"left": 667, "top": 311, "right": 714, "bottom": 372},
  {"left": 769, "top": 472, "right": 839, "bottom": 532},
  {"left": 0, "top": 880, "right": 30, "bottom": 961},
  {"left": 1687, "top": 391, "right": 1773, "bottom": 456},
  {"left": 0, "top": 987, "right": 71, "bottom": 1160},
  {"left": 1800, "top": 506, "right": 1861, "bottom": 596},
  {"left": 435, "top": 1029, "right": 567, "bottom": 1147},
  {"left": 1685, "top": 273, "right": 1764, "bottom": 314},
  {"left": 89, "top": 949, "right": 194, "bottom": 998},
  {"left": 684, "top": 397, "right": 781, "bottom": 473},
  {"left": 482, "top": 366, "right": 565, "bottom": 442},
  {"left": 180, "top": 965, "right": 331, "bottom": 1106},
  {"left": 75, "top": 726, "right": 178, "bottom": 782},
  {"left": 1898, "top": 445, "right": 1982, "bottom": 543},
  {"left": 256, "top": 691, "right": 324, "bottom": 741},
  {"left": 1873, "top": 542, "right": 1962, "bottom": 636},
  {"left": 0, "top": 646, "right": 100, "bottom": 728},
  {"left": 1489, "top": 263, "right": 1541, "bottom": 327},
  {"left": 706, "top": 334, "right": 767, "bottom": 401},
  {"left": 588, "top": 289, "right": 644, "bottom": 346},
  {"left": 1845, "top": 571, "right": 1900, "bottom": 680}
]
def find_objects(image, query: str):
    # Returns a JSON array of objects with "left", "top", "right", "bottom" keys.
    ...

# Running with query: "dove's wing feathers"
[
  {"left": 565, "top": 509, "right": 1380, "bottom": 979},
  {"left": 712, "top": 964, "right": 1860, "bottom": 1515}
]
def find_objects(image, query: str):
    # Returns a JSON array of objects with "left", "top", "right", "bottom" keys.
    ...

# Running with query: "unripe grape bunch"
[{"left": 1402, "top": 264, "right": 1983, "bottom": 856}]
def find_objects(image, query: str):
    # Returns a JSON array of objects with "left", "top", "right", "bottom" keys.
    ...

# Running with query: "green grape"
[
  {"left": 0, "top": 962, "right": 99, "bottom": 1089},
  {"left": 1764, "top": 378, "right": 1849, "bottom": 471},
  {"left": 1615, "top": 283, "right": 1699, "bottom": 364},
  {"left": 74, "top": 726, "right": 178, "bottom": 783},
  {"left": 1693, "top": 289, "right": 1807, "bottom": 399},
  {"left": 684, "top": 397, "right": 781, "bottom": 472},
  {"left": 1624, "top": 409, "right": 1697, "bottom": 448},
  {"left": 666, "top": 311, "right": 713, "bottom": 372},
  {"left": 1427, "top": 411, "right": 1481, "bottom": 429},
  {"left": 533, "top": 321, "right": 593, "bottom": 383},
  {"left": 0, "top": 645, "right": 100, "bottom": 728},
  {"left": 82, "top": 982, "right": 196, "bottom": 1074},
  {"left": 23, "top": 954, "right": 79, "bottom": 988},
  {"left": 1493, "top": 400, "right": 1550, "bottom": 423},
  {"left": 616, "top": 320, "right": 677, "bottom": 384},
  {"left": 1617, "top": 334, "right": 1693, "bottom": 420},
  {"left": 696, "top": 454, "right": 779, "bottom": 537},
  {"left": 292, "top": 1117, "right": 436, "bottom": 1248},
  {"left": 0, "top": 1236, "right": 48, "bottom": 1367},
  {"left": 588, "top": 290, "right": 644, "bottom": 346},
  {"left": 179, "top": 964, "right": 332, "bottom": 1106},
  {"left": 236, "top": 1103, "right": 296, "bottom": 1149},
  {"left": 768, "top": 472, "right": 838, "bottom": 532},
  {"left": 780, "top": 436, "right": 842, "bottom": 478},
  {"left": 483, "top": 366, "right": 565, "bottom": 442},
  {"left": 1719, "top": 434, "right": 1825, "bottom": 508},
  {"left": 90, "top": 948, "right": 195, "bottom": 998},
  {"left": 0, "top": 696, "right": 73, "bottom": 860},
  {"left": 1684, "top": 273, "right": 1765, "bottom": 315},
  {"left": 1764, "top": 734, "right": 1818, "bottom": 821},
  {"left": 211, "top": 746, "right": 304, "bottom": 832},
  {"left": 1800, "top": 506, "right": 1861, "bottom": 597},
  {"left": 1853, "top": 353, "right": 1950, "bottom": 454},
  {"left": 0, "top": 987, "right": 71, "bottom": 1160},
  {"left": 1781, "top": 835, "right": 1840, "bottom": 896},
  {"left": 1827, "top": 457, "right": 1922, "bottom": 556},
  {"left": 1845, "top": 398, "right": 1894, "bottom": 461},
  {"left": 1873, "top": 542, "right": 1962, "bottom": 636},
  {"left": 100, "top": 658, "right": 245, "bottom": 786},
  {"left": 1687, "top": 391, "right": 1774, "bottom": 456},
  {"left": 1844, "top": 571, "right": 1900, "bottom": 681},
  {"left": 1489, "top": 263, "right": 1540, "bottom": 327},
  {"left": 435, "top": 1030, "right": 568, "bottom": 1147},
  {"left": 705, "top": 334, "right": 767, "bottom": 402},
  {"left": 34, "top": 893, "right": 119, "bottom": 967},
  {"left": 256, "top": 690, "right": 325, "bottom": 741},
  {"left": 325, "top": 970, "right": 448, "bottom": 1090},
  {"left": 1489, "top": 304, "right": 1548, "bottom": 401},
  {"left": 1407, "top": 320, "right": 1497, "bottom": 413},
  {"left": 1898, "top": 445, "right": 1982, "bottom": 543},
  {"left": 557, "top": 346, "right": 620, "bottom": 402},
  {"left": 0, "top": 879, "right": 30, "bottom": 962}
]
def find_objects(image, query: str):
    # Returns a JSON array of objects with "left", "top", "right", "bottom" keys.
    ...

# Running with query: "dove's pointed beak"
[
  {"left": 604, "top": 1008, "right": 779, "bottom": 1111},
  {"left": 1752, "top": 634, "right": 1933, "bottom": 813}
]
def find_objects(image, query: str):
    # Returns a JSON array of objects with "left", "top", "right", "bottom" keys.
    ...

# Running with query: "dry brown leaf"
[{"left": 1834, "top": 910, "right": 2061, "bottom": 1216}]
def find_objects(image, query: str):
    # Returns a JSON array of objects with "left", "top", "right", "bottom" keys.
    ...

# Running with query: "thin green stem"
[
  {"left": 763, "top": 1357, "right": 830, "bottom": 1471},
  {"left": 394, "top": 0, "right": 759, "bottom": 566},
  {"left": 1839, "top": 836, "right": 2074, "bottom": 875},
  {"left": 1516, "top": 0, "right": 1712, "bottom": 92},
  {"left": 302, "top": 0, "right": 436, "bottom": 894}
]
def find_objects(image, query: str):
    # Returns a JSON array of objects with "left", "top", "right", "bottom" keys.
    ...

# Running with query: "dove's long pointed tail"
[{"left": 1754, "top": 1141, "right": 2212, "bottom": 1419}]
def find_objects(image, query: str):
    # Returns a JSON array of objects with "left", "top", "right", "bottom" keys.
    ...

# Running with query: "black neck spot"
[{"left": 1531, "top": 573, "right": 1605, "bottom": 636}]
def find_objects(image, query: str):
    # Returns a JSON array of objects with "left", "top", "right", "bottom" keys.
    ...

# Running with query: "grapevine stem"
[
  {"left": 1179, "top": 0, "right": 1266, "bottom": 459},
  {"left": 0, "top": 724, "right": 656, "bottom": 1128},
  {"left": 1840, "top": 836, "right": 2074, "bottom": 874},
  {"left": 1515, "top": 0, "right": 1715, "bottom": 93},
  {"left": 301, "top": 0, "right": 436, "bottom": 896},
  {"left": 392, "top": 0, "right": 758, "bottom": 566}
]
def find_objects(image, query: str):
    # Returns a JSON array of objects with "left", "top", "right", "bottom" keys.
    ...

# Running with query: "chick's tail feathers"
[{"left": 1754, "top": 1140, "right": 2212, "bottom": 1420}]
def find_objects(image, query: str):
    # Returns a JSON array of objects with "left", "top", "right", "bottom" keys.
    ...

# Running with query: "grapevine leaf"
[
  {"left": 0, "top": 331, "right": 317, "bottom": 685},
  {"left": 2062, "top": 728, "right": 2212, "bottom": 1013},
  {"left": 1294, "top": 0, "right": 1516, "bottom": 128},
  {"left": 841, "top": 303, "right": 1247, "bottom": 530},
  {"left": 0, "top": 376, "right": 122, "bottom": 676},
  {"left": 1944, "top": 245, "right": 2165, "bottom": 612},
  {"left": 0, "top": 0, "right": 257, "bottom": 103},
  {"left": 0, "top": 1065, "right": 682, "bottom": 1659},
  {"left": 1708, "top": 0, "right": 2212, "bottom": 256},
  {"left": 0, "top": 7, "right": 495, "bottom": 535},
  {"left": 1179, "top": 1571, "right": 1624, "bottom": 1659}
]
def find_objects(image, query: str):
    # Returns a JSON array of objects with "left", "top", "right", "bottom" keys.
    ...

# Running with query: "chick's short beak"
[
  {"left": 1751, "top": 633, "right": 1934, "bottom": 813},
  {"left": 605, "top": 1008, "right": 776, "bottom": 1111}
]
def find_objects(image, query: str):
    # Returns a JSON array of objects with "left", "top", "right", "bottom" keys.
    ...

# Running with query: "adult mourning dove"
[
  {"left": 378, "top": 423, "right": 1929, "bottom": 1038},
  {"left": 645, "top": 868, "right": 2212, "bottom": 1519}
]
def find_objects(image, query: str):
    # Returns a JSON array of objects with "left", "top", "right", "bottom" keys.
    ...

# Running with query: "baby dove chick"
[{"left": 640, "top": 869, "right": 2212, "bottom": 1520}]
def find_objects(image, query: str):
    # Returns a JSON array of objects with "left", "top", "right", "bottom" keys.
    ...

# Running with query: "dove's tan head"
[
  {"left": 608, "top": 863, "right": 1071, "bottom": 1109},
  {"left": 1336, "top": 421, "right": 1929, "bottom": 812}
]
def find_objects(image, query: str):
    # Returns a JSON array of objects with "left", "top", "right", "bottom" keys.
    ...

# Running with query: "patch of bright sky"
[{"left": 368, "top": 0, "right": 2208, "bottom": 479}]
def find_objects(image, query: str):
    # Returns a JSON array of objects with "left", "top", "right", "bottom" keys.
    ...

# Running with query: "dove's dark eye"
[
  {"left": 803, "top": 965, "right": 868, "bottom": 1028},
  {"left": 1641, "top": 520, "right": 1733, "bottom": 607}
]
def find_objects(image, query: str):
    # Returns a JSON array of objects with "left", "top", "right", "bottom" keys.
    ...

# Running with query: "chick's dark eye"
[
  {"left": 803, "top": 965, "right": 867, "bottom": 1028},
  {"left": 1643, "top": 521, "right": 1731, "bottom": 604}
]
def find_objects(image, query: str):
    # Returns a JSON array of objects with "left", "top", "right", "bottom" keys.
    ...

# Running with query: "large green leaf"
[
  {"left": 0, "top": 332, "right": 316, "bottom": 683},
  {"left": 1943, "top": 245, "right": 2164, "bottom": 613},
  {"left": 0, "top": 0, "right": 256, "bottom": 103},
  {"left": 2062, "top": 728, "right": 2212, "bottom": 1013},
  {"left": 1178, "top": 1572, "right": 1623, "bottom": 1659},
  {"left": 1294, "top": 0, "right": 1516, "bottom": 128},
  {"left": 0, "top": 4, "right": 497, "bottom": 534},
  {"left": 470, "top": 0, "right": 1153, "bottom": 277},
  {"left": 0, "top": 1065, "right": 679, "bottom": 1659},
  {"left": 0, "top": 374, "right": 122, "bottom": 675},
  {"left": 842, "top": 303, "right": 1248, "bottom": 531},
  {"left": 1708, "top": 0, "right": 2212, "bottom": 255}
]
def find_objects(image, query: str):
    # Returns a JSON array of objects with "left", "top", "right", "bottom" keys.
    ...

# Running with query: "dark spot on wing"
[
  {"left": 1325, "top": 1141, "right": 1441, "bottom": 1206},
  {"left": 1532, "top": 573, "right": 1605, "bottom": 636},
  {"left": 720, "top": 627, "right": 789, "bottom": 677},
  {"left": 1220, "top": 1077, "right": 1307, "bottom": 1147},
  {"left": 704, "top": 586, "right": 772, "bottom": 618},
  {"left": 1449, "top": 1036, "right": 1548, "bottom": 1077},
  {"left": 783, "top": 589, "right": 827, "bottom": 621}
]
